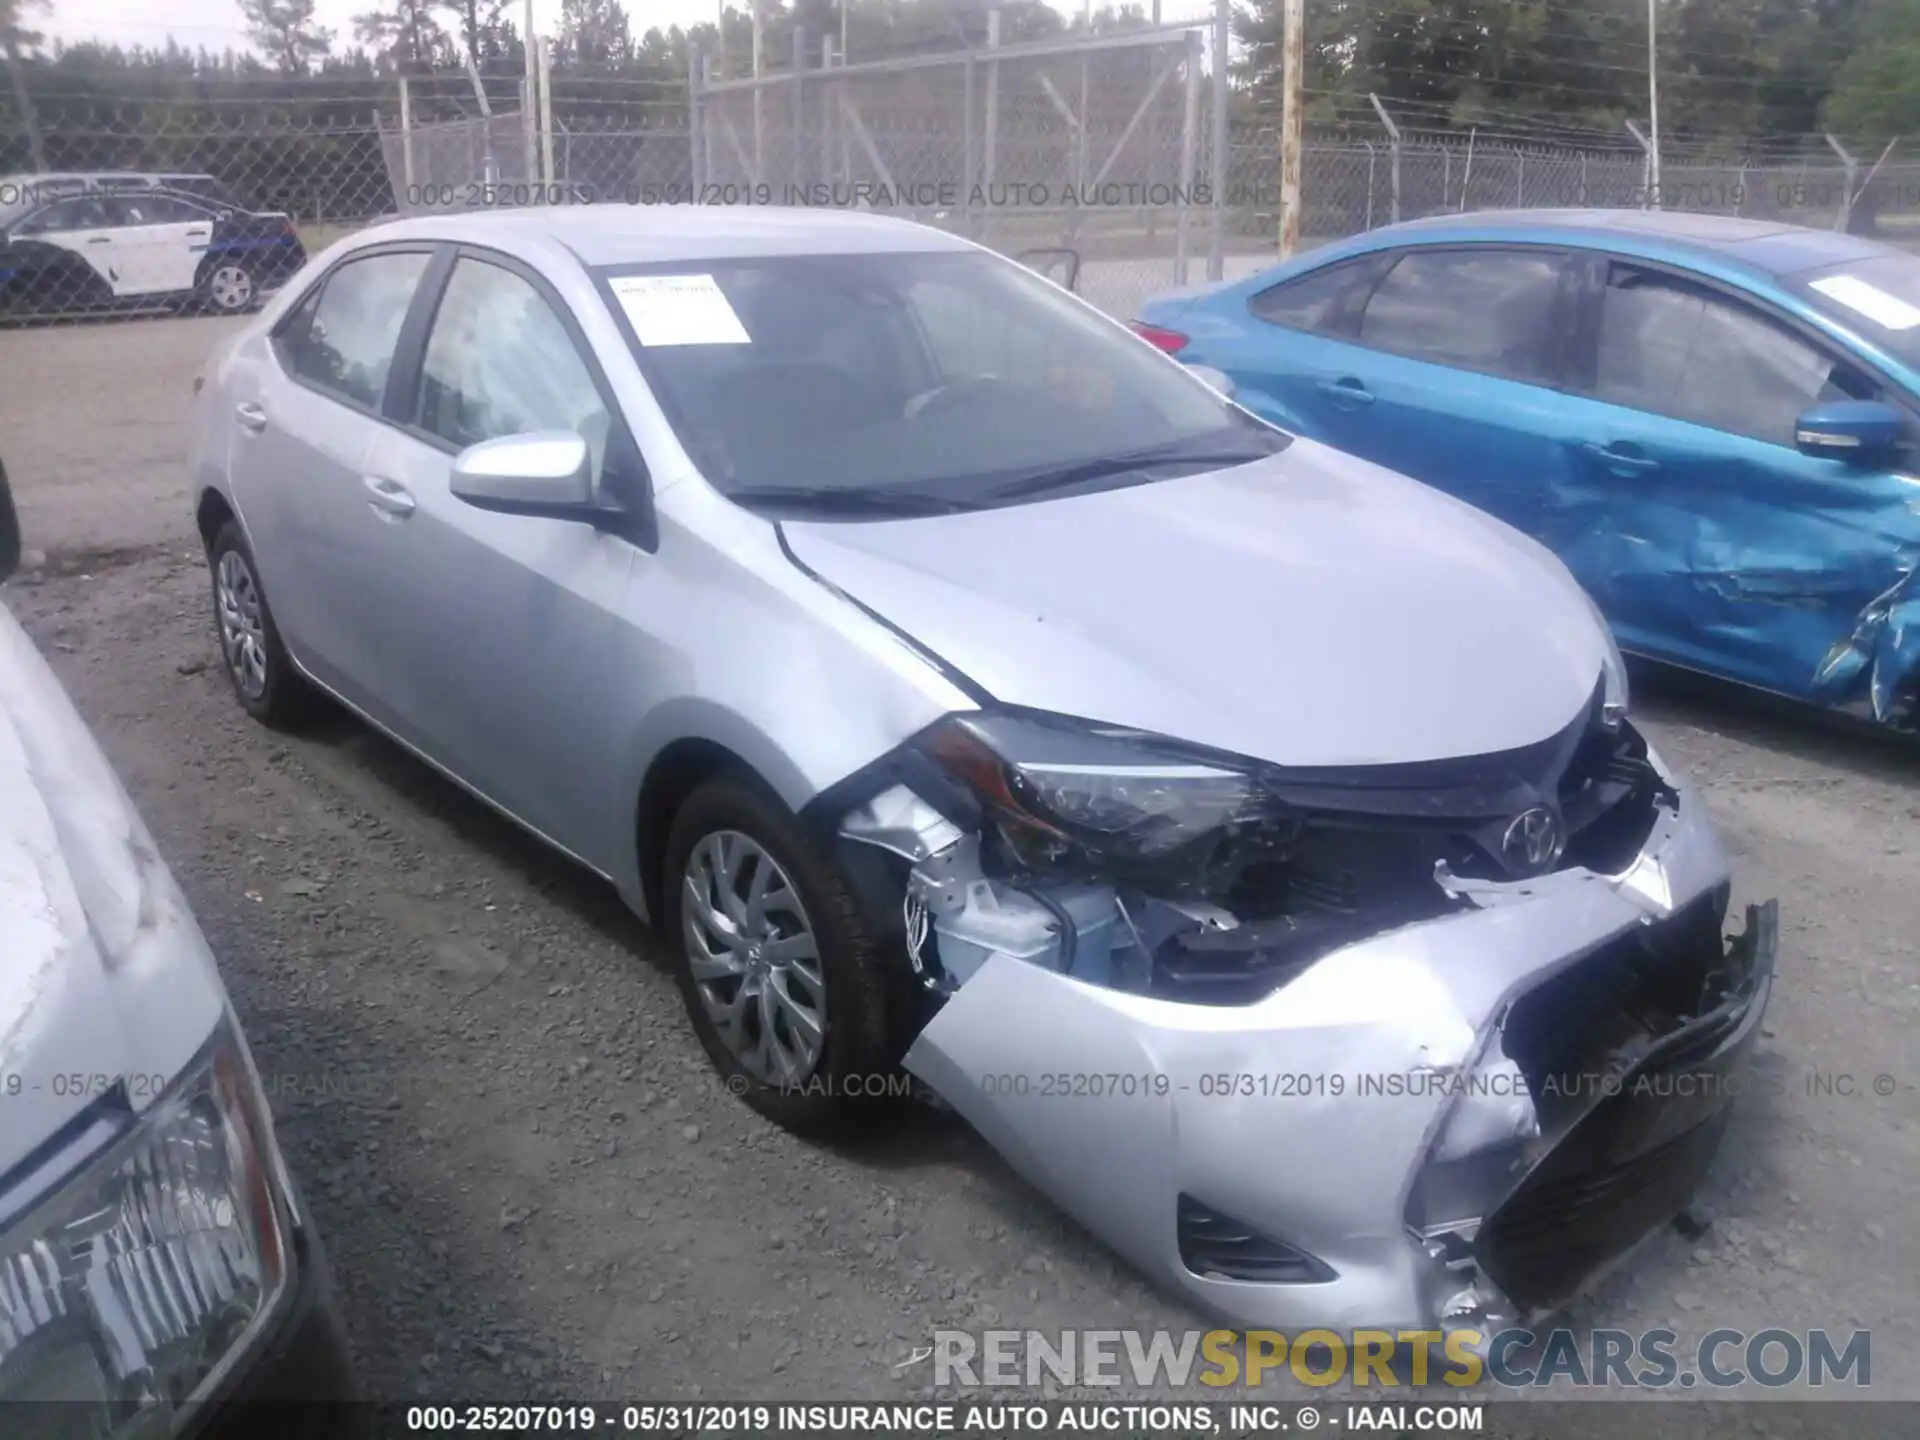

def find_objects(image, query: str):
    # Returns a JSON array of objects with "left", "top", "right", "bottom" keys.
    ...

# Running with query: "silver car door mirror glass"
[
  {"left": 449, "top": 431, "right": 594, "bottom": 511},
  {"left": 1184, "top": 363, "right": 1235, "bottom": 397}
]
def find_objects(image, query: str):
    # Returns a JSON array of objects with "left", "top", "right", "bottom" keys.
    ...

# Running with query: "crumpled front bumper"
[{"left": 901, "top": 758, "right": 1776, "bottom": 1333}]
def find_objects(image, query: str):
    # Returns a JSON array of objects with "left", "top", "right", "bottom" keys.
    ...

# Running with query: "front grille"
[{"left": 1177, "top": 1195, "right": 1337, "bottom": 1284}]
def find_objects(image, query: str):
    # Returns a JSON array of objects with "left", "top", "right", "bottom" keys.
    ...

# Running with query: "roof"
[
  {"left": 1368, "top": 207, "right": 1899, "bottom": 277},
  {"left": 348, "top": 204, "right": 976, "bottom": 267}
]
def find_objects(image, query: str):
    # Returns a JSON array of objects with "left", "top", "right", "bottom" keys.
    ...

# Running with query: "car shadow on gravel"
[{"left": 1630, "top": 658, "right": 1920, "bottom": 787}]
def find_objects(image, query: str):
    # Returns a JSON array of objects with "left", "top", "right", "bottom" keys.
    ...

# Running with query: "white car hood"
[
  {"left": 0, "top": 606, "right": 227, "bottom": 1173},
  {"left": 781, "top": 438, "right": 1611, "bottom": 767}
]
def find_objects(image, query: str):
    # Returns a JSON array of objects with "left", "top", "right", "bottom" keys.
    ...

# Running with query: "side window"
[
  {"left": 1249, "top": 256, "right": 1383, "bottom": 335},
  {"left": 102, "top": 193, "right": 206, "bottom": 226},
  {"left": 415, "top": 257, "right": 613, "bottom": 483},
  {"left": 1593, "top": 265, "right": 1874, "bottom": 446},
  {"left": 284, "top": 251, "right": 432, "bottom": 410},
  {"left": 1356, "top": 248, "right": 1565, "bottom": 383},
  {"left": 17, "top": 197, "right": 111, "bottom": 236}
]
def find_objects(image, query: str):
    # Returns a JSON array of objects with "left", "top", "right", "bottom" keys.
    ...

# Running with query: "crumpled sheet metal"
[{"left": 1552, "top": 496, "right": 1920, "bottom": 727}]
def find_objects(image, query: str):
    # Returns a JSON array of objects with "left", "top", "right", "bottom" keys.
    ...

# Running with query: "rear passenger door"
[
  {"left": 1329, "top": 245, "right": 1585, "bottom": 535},
  {"left": 98, "top": 192, "right": 212, "bottom": 296},
  {"left": 224, "top": 246, "right": 438, "bottom": 714}
]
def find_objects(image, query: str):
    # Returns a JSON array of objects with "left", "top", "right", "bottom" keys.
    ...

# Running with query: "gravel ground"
[{"left": 1, "top": 313, "right": 1915, "bottom": 1405}]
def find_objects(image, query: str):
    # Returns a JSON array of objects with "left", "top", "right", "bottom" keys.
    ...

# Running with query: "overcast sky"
[{"left": 41, "top": 0, "right": 745, "bottom": 59}]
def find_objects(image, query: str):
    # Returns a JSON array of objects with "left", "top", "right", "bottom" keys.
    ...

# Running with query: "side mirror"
[
  {"left": 450, "top": 431, "right": 597, "bottom": 519},
  {"left": 1794, "top": 400, "right": 1903, "bottom": 464},
  {"left": 1184, "top": 363, "right": 1235, "bottom": 398},
  {"left": 0, "top": 459, "right": 19, "bottom": 584},
  {"left": 1016, "top": 247, "right": 1081, "bottom": 293}
]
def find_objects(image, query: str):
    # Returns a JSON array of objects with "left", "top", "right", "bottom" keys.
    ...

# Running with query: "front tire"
[
  {"left": 661, "top": 773, "right": 906, "bottom": 1133},
  {"left": 208, "top": 520, "right": 319, "bottom": 728}
]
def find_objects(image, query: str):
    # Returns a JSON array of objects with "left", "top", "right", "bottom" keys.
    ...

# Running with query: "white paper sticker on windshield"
[
  {"left": 1808, "top": 273, "right": 1920, "bottom": 331},
  {"left": 609, "top": 273, "right": 750, "bottom": 346}
]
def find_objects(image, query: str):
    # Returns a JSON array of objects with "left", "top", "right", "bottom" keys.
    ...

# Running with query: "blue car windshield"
[
  {"left": 1790, "top": 253, "right": 1920, "bottom": 369},
  {"left": 595, "top": 249, "right": 1280, "bottom": 514}
]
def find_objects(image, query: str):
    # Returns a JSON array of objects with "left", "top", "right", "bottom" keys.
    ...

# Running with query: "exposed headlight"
[
  {"left": 1578, "top": 587, "right": 1631, "bottom": 725},
  {"left": 0, "top": 1017, "right": 290, "bottom": 1431},
  {"left": 920, "top": 712, "right": 1260, "bottom": 867}
]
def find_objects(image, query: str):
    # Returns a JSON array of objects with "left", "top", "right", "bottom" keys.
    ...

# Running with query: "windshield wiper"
[
  {"left": 980, "top": 446, "right": 1281, "bottom": 502},
  {"left": 724, "top": 485, "right": 970, "bottom": 517}
]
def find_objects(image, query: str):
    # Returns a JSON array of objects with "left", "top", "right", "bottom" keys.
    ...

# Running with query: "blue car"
[{"left": 1134, "top": 209, "right": 1920, "bottom": 729}]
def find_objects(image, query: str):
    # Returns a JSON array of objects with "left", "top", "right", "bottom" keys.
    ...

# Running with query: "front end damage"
[{"left": 823, "top": 690, "right": 1777, "bottom": 1334}]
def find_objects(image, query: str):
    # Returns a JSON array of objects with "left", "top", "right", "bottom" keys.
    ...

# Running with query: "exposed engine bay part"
[{"left": 837, "top": 783, "right": 965, "bottom": 862}]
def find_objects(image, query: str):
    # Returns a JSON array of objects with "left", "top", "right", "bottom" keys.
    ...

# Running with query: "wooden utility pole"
[{"left": 1278, "top": 0, "right": 1303, "bottom": 257}]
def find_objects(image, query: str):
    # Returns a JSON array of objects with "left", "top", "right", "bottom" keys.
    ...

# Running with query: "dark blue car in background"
[{"left": 1134, "top": 209, "right": 1920, "bottom": 730}]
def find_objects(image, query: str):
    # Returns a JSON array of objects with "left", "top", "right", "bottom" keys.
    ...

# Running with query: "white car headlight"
[{"left": 0, "top": 1017, "right": 290, "bottom": 1429}]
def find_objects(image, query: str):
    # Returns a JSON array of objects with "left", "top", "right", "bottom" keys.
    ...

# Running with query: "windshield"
[
  {"left": 1791, "top": 253, "right": 1920, "bottom": 369},
  {"left": 596, "top": 249, "right": 1282, "bottom": 516}
]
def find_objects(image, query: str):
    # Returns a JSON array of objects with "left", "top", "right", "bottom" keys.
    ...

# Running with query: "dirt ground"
[{"left": 1, "top": 311, "right": 1915, "bottom": 1405}]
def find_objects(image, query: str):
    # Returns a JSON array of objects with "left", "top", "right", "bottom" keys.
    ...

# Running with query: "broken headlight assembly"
[{"left": 919, "top": 711, "right": 1272, "bottom": 876}]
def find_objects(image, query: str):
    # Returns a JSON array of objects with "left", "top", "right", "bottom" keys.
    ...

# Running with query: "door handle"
[
  {"left": 1582, "top": 441, "right": 1660, "bottom": 475},
  {"left": 362, "top": 475, "right": 416, "bottom": 519},
  {"left": 1316, "top": 377, "right": 1375, "bottom": 407},
  {"left": 234, "top": 401, "right": 268, "bottom": 434}
]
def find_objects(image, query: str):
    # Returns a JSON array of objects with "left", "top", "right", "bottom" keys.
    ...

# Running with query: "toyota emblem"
[{"left": 1501, "top": 806, "right": 1565, "bottom": 873}]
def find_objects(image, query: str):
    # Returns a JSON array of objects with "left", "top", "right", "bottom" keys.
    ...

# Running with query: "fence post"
[
  {"left": 1368, "top": 93, "right": 1400, "bottom": 224},
  {"left": 399, "top": 76, "right": 416, "bottom": 204},
  {"left": 1176, "top": 28, "right": 1201, "bottom": 284},
  {"left": 819, "top": 36, "right": 835, "bottom": 195},
  {"left": 792, "top": 25, "right": 807, "bottom": 198},
  {"left": 1516, "top": 151, "right": 1524, "bottom": 206},
  {"left": 963, "top": 44, "right": 977, "bottom": 234},
  {"left": 702, "top": 56, "right": 717, "bottom": 187},
  {"left": 751, "top": 0, "right": 765, "bottom": 187},
  {"left": 1458, "top": 127, "right": 1476, "bottom": 211},
  {"left": 1825, "top": 133, "right": 1858, "bottom": 231},
  {"left": 690, "top": 46, "right": 706, "bottom": 193},
  {"left": 1625, "top": 119, "right": 1652, "bottom": 209},
  {"left": 982, "top": 10, "right": 1004, "bottom": 208},
  {"left": 538, "top": 37, "right": 556, "bottom": 188},
  {"left": 1209, "top": 0, "right": 1230, "bottom": 279}
]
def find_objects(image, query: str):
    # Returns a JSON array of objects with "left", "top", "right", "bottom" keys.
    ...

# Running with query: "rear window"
[{"left": 1790, "top": 253, "right": 1920, "bottom": 369}]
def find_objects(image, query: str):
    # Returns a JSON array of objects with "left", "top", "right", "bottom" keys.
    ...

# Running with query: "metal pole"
[
  {"left": 523, "top": 0, "right": 538, "bottom": 183},
  {"left": 792, "top": 25, "right": 807, "bottom": 198},
  {"left": 399, "top": 75, "right": 416, "bottom": 202},
  {"left": 702, "top": 56, "right": 717, "bottom": 186},
  {"left": 718, "top": 0, "right": 728, "bottom": 81},
  {"left": 1278, "top": 0, "right": 1303, "bottom": 256},
  {"left": 964, "top": 47, "right": 977, "bottom": 234},
  {"left": 1176, "top": 28, "right": 1201, "bottom": 283},
  {"left": 1073, "top": 0, "right": 1091, "bottom": 244},
  {"left": 820, "top": 36, "right": 835, "bottom": 194},
  {"left": 1458, "top": 126, "right": 1476, "bottom": 211},
  {"left": 1647, "top": 0, "right": 1661, "bottom": 208},
  {"left": 841, "top": 0, "right": 849, "bottom": 67},
  {"left": 1209, "top": 0, "right": 1230, "bottom": 279},
  {"left": 1825, "top": 133, "right": 1858, "bottom": 231},
  {"left": 1368, "top": 92, "right": 1400, "bottom": 224},
  {"left": 752, "top": 0, "right": 765, "bottom": 188},
  {"left": 538, "top": 36, "right": 556, "bottom": 188},
  {"left": 985, "top": 9, "right": 1000, "bottom": 202},
  {"left": 690, "top": 47, "right": 706, "bottom": 192},
  {"left": 1625, "top": 118, "right": 1652, "bottom": 209}
]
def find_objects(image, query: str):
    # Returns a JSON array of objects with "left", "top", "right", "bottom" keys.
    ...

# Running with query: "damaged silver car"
[{"left": 189, "top": 206, "right": 1778, "bottom": 1338}]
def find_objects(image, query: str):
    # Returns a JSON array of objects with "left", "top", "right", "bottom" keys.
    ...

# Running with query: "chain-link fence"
[{"left": 4, "top": 37, "right": 1917, "bottom": 326}]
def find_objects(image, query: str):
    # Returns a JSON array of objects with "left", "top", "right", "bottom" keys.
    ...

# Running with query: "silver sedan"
[{"left": 189, "top": 206, "right": 1776, "bottom": 1340}]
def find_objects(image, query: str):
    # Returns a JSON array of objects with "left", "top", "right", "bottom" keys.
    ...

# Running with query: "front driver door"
[
  {"left": 361, "top": 250, "right": 645, "bottom": 860},
  {"left": 1547, "top": 257, "right": 1920, "bottom": 706},
  {"left": 98, "top": 191, "right": 212, "bottom": 297}
]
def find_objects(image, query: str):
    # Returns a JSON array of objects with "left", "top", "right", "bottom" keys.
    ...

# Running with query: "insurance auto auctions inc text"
[{"left": 922, "top": 1327, "right": 1871, "bottom": 1391}]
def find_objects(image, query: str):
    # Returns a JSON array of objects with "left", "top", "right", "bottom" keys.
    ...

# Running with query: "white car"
[{"left": 0, "top": 463, "right": 355, "bottom": 1429}]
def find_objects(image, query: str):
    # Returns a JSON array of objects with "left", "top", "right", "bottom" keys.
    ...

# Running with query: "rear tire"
[
  {"left": 660, "top": 772, "right": 910, "bottom": 1135},
  {"left": 207, "top": 520, "right": 319, "bottom": 729},
  {"left": 199, "top": 258, "right": 258, "bottom": 314}
]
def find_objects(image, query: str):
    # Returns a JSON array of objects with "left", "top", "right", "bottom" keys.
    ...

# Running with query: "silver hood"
[
  {"left": 781, "top": 437, "right": 1612, "bottom": 766},
  {"left": 0, "top": 606, "right": 228, "bottom": 1172}
]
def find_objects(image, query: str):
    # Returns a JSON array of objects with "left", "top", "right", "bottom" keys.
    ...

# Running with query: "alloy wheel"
[
  {"left": 215, "top": 549, "right": 268, "bottom": 699},
  {"left": 680, "top": 830, "right": 828, "bottom": 1085}
]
